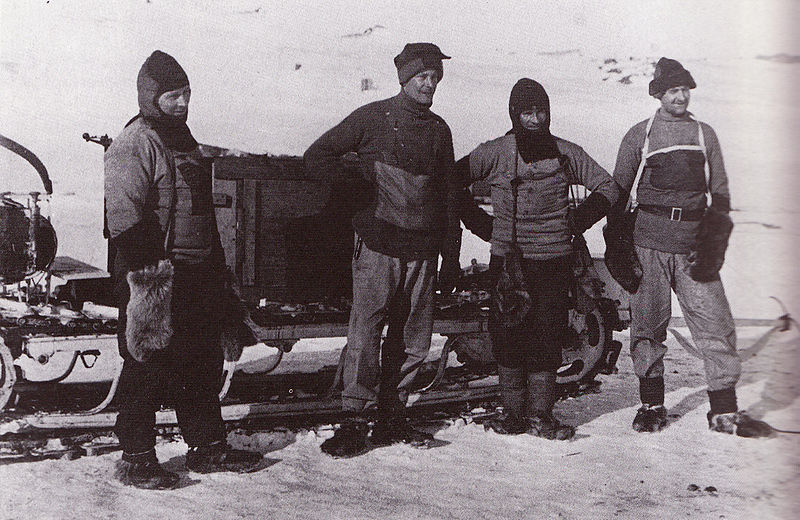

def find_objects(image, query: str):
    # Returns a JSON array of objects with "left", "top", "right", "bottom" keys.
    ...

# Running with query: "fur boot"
[
  {"left": 125, "top": 260, "right": 174, "bottom": 362},
  {"left": 688, "top": 207, "right": 733, "bottom": 282}
]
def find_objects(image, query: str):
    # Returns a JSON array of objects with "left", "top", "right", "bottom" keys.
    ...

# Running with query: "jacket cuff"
[{"left": 458, "top": 188, "right": 493, "bottom": 241}]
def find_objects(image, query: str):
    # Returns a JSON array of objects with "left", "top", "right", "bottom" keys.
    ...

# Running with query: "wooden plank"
[
  {"left": 213, "top": 179, "right": 238, "bottom": 271},
  {"left": 213, "top": 155, "right": 310, "bottom": 180},
  {"left": 259, "top": 180, "right": 330, "bottom": 218},
  {"left": 258, "top": 215, "right": 288, "bottom": 300},
  {"left": 49, "top": 257, "right": 109, "bottom": 280},
  {"left": 21, "top": 377, "right": 500, "bottom": 430},
  {"left": 243, "top": 179, "right": 258, "bottom": 285},
  {"left": 248, "top": 317, "right": 488, "bottom": 341}
]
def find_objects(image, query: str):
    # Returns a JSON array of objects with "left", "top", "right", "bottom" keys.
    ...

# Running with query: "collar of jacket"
[
  {"left": 395, "top": 90, "right": 433, "bottom": 118},
  {"left": 655, "top": 108, "right": 694, "bottom": 123},
  {"left": 140, "top": 114, "right": 198, "bottom": 152}
]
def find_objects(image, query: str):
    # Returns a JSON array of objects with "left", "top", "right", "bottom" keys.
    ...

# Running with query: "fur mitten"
[
  {"left": 126, "top": 260, "right": 174, "bottom": 362},
  {"left": 688, "top": 207, "right": 733, "bottom": 282},
  {"left": 491, "top": 245, "right": 532, "bottom": 329}
]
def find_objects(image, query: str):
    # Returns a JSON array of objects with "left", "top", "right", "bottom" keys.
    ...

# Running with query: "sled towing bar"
[{"left": 0, "top": 133, "right": 52, "bottom": 194}]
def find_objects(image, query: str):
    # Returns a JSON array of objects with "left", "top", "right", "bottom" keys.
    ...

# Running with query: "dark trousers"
[
  {"left": 488, "top": 254, "right": 572, "bottom": 373},
  {"left": 114, "top": 261, "right": 226, "bottom": 456}
]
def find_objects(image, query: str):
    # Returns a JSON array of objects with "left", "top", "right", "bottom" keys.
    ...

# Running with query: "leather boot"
[
  {"left": 526, "top": 371, "right": 575, "bottom": 440},
  {"left": 115, "top": 449, "right": 179, "bottom": 490},
  {"left": 484, "top": 365, "right": 527, "bottom": 434}
]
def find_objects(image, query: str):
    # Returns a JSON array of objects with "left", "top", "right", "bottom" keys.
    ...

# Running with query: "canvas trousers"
[
  {"left": 343, "top": 233, "right": 436, "bottom": 414},
  {"left": 630, "top": 245, "right": 740, "bottom": 391},
  {"left": 114, "top": 260, "right": 226, "bottom": 457}
]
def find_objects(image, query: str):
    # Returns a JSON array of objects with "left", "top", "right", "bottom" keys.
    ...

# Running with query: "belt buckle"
[{"left": 670, "top": 207, "right": 682, "bottom": 221}]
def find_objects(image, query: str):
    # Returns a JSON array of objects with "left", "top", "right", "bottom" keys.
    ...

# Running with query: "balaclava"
[
  {"left": 394, "top": 43, "right": 450, "bottom": 85},
  {"left": 136, "top": 50, "right": 196, "bottom": 151},
  {"left": 508, "top": 78, "right": 560, "bottom": 163},
  {"left": 648, "top": 57, "right": 696, "bottom": 97}
]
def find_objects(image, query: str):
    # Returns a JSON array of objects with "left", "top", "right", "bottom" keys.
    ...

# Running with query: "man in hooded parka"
[
  {"left": 105, "top": 50, "right": 261, "bottom": 489},
  {"left": 454, "top": 78, "right": 619, "bottom": 439}
]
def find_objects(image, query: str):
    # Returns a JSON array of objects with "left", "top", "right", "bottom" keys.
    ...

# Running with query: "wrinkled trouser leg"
[
  {"left": 379, "top": 258, "right": 436, "bottom": 415},
  {"left": 629, "top": 246, "right": 673, "bottom": 380},
  {"left": 114, "top": 336, "right": 167, "bottom": 456},
  {"left": 343, "top": 234, "right": 435, "bottom": 413},
  {"left": 114, "top": 277, "right": 163, "bottom": 457},
  {"left": 673, "top": 253, "right": 739, "bottom": 391}
]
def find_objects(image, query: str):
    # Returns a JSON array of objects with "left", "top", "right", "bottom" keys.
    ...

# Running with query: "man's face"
[
  {"left": 157, "top": 86, "right": 191, "bottom": 117},
  {"left": 402, "top": 69, "right": 439, "bottom": 106},
  {"left": 659, "top": 86, "right": 691, "bottom": 116},
  {"left": 519, "top": 108, "right": 549, "bottom": 133}
]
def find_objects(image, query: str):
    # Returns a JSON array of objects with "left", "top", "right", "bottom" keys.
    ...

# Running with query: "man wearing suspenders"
[{"left": 610, "top": 58, "right": 772, "bottom": 437}]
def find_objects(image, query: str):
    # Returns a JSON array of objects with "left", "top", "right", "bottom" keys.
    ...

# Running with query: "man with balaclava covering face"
[
  {"left": 104, "top": 50, "right": 261, "bottom": 489},
  {"left": 452, "top": 78, "right": 618, "bottom": 438}
]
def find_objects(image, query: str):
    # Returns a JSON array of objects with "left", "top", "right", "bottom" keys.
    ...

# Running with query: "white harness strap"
[{"left": 628, "top": 111, "right": 710, "bottom": 210}]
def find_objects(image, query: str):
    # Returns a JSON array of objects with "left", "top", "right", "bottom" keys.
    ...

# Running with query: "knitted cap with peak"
[
  {"left": 137, "top": 50, "right": 190, "bottom": 121},
  {"left": 649, "top": 57, "right": 696, "bottom": 96},
  {"left": 394, "top": 43, "right": 450, "bottom": 85}
]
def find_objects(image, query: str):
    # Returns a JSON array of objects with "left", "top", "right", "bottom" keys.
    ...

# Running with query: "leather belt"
[{"left": 637, "top": 204, "right": 705, "bottom": 222}]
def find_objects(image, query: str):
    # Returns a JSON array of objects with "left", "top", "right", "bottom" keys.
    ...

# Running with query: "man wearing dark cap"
[
  {"left": 304, "top": 43, "right": 460, "bottom": 457},
  {"left": 105, "top": 50, "right": 261, "bottom": 489},
  {"left": 453, "top": 78, "right": 618, "bottom": 439},
  {"left": 609, "top": 57, "right": 773, "bottom": 437}
]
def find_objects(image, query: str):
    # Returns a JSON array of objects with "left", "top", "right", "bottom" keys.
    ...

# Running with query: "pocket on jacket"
[{"left": 373, "top": 161, "right": 440, "bottom": 230}]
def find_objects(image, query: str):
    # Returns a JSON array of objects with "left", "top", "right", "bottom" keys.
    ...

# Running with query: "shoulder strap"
[
  {"left": 688, "top": 114, "right": 712, "bottom": 206},
  {"left": 627, "top": 111, "right": 657, "bottom": 210},
  {"left": 161, "top": 145, "right": 178, "bottom": 259}
]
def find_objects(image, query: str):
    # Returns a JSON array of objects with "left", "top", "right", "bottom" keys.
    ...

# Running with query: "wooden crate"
[{"left": 213, "top": 156, "right": 370, "bottom": 304}]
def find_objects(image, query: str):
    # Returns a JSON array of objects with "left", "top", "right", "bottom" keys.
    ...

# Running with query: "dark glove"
[
  {"left": 688, "top": 207, "right": 733, "bottom": 282},
  {"left": 438, "top": 257, "right": 461, "bottom": 294},
  {"left": 568, "top": 192, "right": 611, "bottom": 236}
]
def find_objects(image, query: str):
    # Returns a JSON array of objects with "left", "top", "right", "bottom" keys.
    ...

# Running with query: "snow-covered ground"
[{"left": 1, "top": 1, "right": 799, "bottom": 518}]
